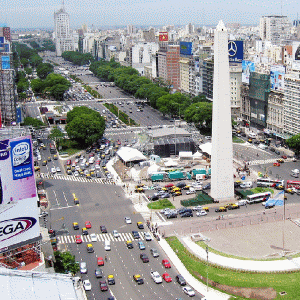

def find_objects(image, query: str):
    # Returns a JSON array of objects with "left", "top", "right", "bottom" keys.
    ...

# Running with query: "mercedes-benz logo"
[{"left": 228, "top": 41, "right": 237, "bottom": 57}]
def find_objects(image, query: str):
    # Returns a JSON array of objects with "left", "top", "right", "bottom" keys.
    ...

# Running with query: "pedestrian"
[{"left": 222, "top": 214, "right": 224, "bottom": 219}]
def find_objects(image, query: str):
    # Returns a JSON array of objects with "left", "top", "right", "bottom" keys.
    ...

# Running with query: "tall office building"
[
  {"left": 54, "top": 1, "right": 74, "bottom": 56},
  {"left": 259, "top": 15, "right": 290, "bottom": 45}
]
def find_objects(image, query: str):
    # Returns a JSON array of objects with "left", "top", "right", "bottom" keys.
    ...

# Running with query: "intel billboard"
[
  {"left": 228, "top": 40, "right": 243, "bottom": 63},
  {"left": 180, "top": 42, "right": 192, "bottom": 56}
]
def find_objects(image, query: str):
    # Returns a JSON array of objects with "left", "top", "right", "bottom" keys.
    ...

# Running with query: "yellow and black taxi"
[
  {"left": 53, "top": 155, "right": 58, "bottom": 160},
  {"left": 72, "top": 193, "right": 79, "bottom": 205},
  {"left": 126, "top": 240, "right": 133, "bottom": 249},
  {"left": 34, "top": 166, "right": 40, "bottom": 172},
  {"left": 215, "top": 206, "right": 227, "bottom": 212},
  {"left": 82, "top": 227, "right": 88, "bottom": 235},
  {"left": 135, "top": 187, "right": 144, "bottom": 193},
  {"left": 172, "top": 190, "right": 182, "bottom": 196},
  {"left": 42, "top": 160, "right": 47, "bottom": 166},
  {"left": 133, "top": 274, "right": 144, "bottom": 285},
  {"left": 227, "top": 204, "right": 240, "bottom": 210},
  {"left": 137, "top": 222, "right": 144, "bottom": 229},
  {"left": 202, "top": 206, "right": 210, "bottom": 212},
  {"left": 107, "top": 274, "right": 115, "bottom": 285},
  {"left": 171, "top": 187, "right": 181, "bottom": 192},
  {"left": 87, "top": 243, "right": 94, "bottom": 253},
  {"left": 224, "top": 203, "right": 236, "bottom": 208},
  {"left": 248, "top": 138, "right": 252, "bottom": 143},
  {"left": 73, "top": 222, "right": 79, "bottom": 230},
  {"left": 47, "top": 156, "right": 52, "bottom": 162}
]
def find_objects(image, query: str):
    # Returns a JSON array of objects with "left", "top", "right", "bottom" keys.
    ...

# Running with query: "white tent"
[
  {"left": 179, "top": 151, "right": 193, "bottom": 159},
  {"left": 147, "top": 164, "right": 160, "bottom": 175},
  {"left": 164, "top": 158, "right": 178, "bottom": 167},
  {"left": 193, "top": 151, "right": 203, "bottom": 159},
  {"left": 199, "top": 143, "right": 212, "bottom": 156},
  {"left": 117, "top": 147, "right": 147, "bottom": 163}
]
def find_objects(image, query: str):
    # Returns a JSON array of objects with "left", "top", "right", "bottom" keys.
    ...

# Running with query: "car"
[
  {"left": 176, "top": 182, "right": 187, "bottom": 188},
  {"left": 275, "top": 150, "right": 281, "bottom": 155},
  {"left": 186, "top": 189, "right": 196, "bottom": 195},
  {"left": 196, "top": 210, "right": 207, "bottom": 217},
  {"left": 137, "top": 221, "right": 144, "bottom": 229},
  {"left": 176, "top": 274, "right": 187, "bottom": 286},
  {"left": 97, "top": 257, "right": 104, "bottom": 266},
  {"left": 42, "top": 160, "right": 47, "bottom": 166},
  {"left": 166, "top": 212, "right": 178, "bottom": 219},
  {"left": 87, "top": 243, "right": 94, "bottom": 253},
  {"left": 126, "top": 240, "right": 134, "bottom": 249},
  {"left": 192, "top": 205, "right": 203, "bottom": 211},
  {"left": 51, "top": 167, "right": 56, "bottom": 174},
  {"left": 73, "top": 222, "right": 79, "bottom": 230},
  {"left": 273, "top": 162, "right": 280, "bottom": 167},
  {"left": 151, "top": 271, "right": 162, "bottom": 283},
  {"left": 56, "top": 166, "right": 61, "bottom": 172},
  {"left": 215, "top": 207, "right": 227, "bottom": 212},
  {"left": 265, "top": 203, "right": 275, "bottom": 209},
  {"left": 144, "top": 232, "right": 152, "bottom": 241},
  {"left": 150, "top": 248, "right": 159, "bottom": 257},
  {"left": 80, "top": 262, "right": 87, "bottom": 274},
  {"left": 132, "top": 231, "right": 140, "bottom": 239},
  {"left": 140, "top": 253, "right": 149, "bottom": 263},
  {"left": 99, "top": 280, "right": 108, "bottom": 291},
  {"left": 90, "top": 233, "right": 97, "bottom": 242},
  {"left": 75, "top": 235, "right": 82, "bottom": 244},
  {"left": 100, "top": 225, "right": 107, "bottom": 233},
  {"left": 277, "top": 158, "right": 284, "bottom": 163},
  {"left": 228, "top": 204, "right": 240, "bottom": 210},
  {"left": 183, "top": 286, "right": 195, "bottom": 297},
  {"left": 125, "top": 217, "right": 132, "bottom": 224},
  {"left": 138, "top": 241, "right": 146, "bottom": 250},
  {"left": 133, "top": 274, "right": 144, "bottom": 284},
  {"left": 162, "top": 272, "right": 172, "bottom": 282},
  {"left": 112, "top": 230, "right": 120, "bottom": 238},
  {"left": 165, "top": 183, "right": 174, "bottom": 188},
  {"left": 160, "top": 192, "right": 171, "bottom": 198},
  {"left": 67, "top": 170, "right": 72, "bottom": 175},
  {"left": 95, "top": 268, "right": 103, "bottom": 278},
  {"left": 282, "top": 155, "right": 287, "bottom": 159},
  {"left": 85, "top": 221, "right": 92, "bottom": 229},
  {"left": 47, "top": 157, "right": 52, "bottom": 162},
  {"left": 107, "top": 274, "right": 115, "bottom": 285},
  {"left": 203, "top": 183, "right": 211, "bottom": 190},
  {"left": 181, "top": 212, "right": 193, "bottom": 218},
  {"left": 82, "top": 227, "right": 88, "bottom": 235},
  {"left": 83, "top": 279, "right": 92, "bottom": 291},
  {"left": 162, "top": 259, "right": 171, "bottom": 268}
]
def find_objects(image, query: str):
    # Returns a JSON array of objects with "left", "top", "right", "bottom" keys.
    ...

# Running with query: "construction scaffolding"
[{"left": 0, "top": 51, "right": 17, "bottom": 126}]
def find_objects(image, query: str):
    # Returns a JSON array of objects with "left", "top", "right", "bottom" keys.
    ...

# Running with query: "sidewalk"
[
  {"left": 182, "top": 236, "right": 300, "bottom": 272},
  {"left": 158, "top": 238, "right": 230, "bottom": 300}
]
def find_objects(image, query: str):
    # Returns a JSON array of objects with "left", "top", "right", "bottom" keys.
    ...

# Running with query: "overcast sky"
[{"left": 1, "top": 0, "right": 299, "bottom": 29}]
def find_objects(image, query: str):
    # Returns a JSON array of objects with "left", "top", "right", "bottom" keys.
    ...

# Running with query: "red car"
[
  {"left": 282, "top": 155, "right": 287, "bottom": 159},
  {"left": 162, "top": 272, "right": 172, "bottom": 282},
  {"left": 97, "top": 257, "right": 104, "bottom": 266},
  {"left": 66, "top": 159, "right": 72, "bottom": 165},
  {"left": 165, "top": 183, "right": 174, "bottom": 188},
  {"left": 162, "top": 259, "right": 171, "bottom": 268},
  {"left": 99, "top": 280, "right": 108, "bottom": 291},
  {"left": 85, "top": 221, "right": 92, "bottom": 229},
  {"left": 75, "top": 235, "right": 82, "bottom": 244}
]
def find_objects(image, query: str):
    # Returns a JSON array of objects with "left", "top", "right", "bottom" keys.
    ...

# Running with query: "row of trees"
[
  {"left": 29, "top": 39, "right": 55, "bottom": 52},
  {"left": 89, "top": 59, "right": 213, "bottom": 132},
  {"left": 14, "top": 42, "right": 43, "bottom": 69},
  {"left": 62, "top": 51, "right": 94, "bottom": 66}
]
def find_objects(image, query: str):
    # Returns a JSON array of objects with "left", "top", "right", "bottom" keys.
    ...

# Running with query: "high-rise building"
[
  {"left": 54, "top": 1, "right": 74, "bottom": 56},
  {"left": 259, "top": 15, "right": 290, "bottom": 45}
]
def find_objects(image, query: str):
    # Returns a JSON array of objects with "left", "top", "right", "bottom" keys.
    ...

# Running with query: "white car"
[
  {"left": 124, "top": 217, "right": 132, "bottom": 224},
  {"left": 186, "top": 189, "right": 196, "bottom": 195},
  {"left": 51, "top": 167, "right": 56, "bottom": 174},
  {"left": 95, "top": 164, "right": 100, "bottom": 170},
  {"left": 83, "top": 279, "right": 91, "bottom": 291},
  {"left": 74, "top": 171, "right": 79, "bottom": 177},
  {"left": 112, "top": 230, "right": 120, "bottom": 238},
  {"left": 144, "top": 232, "right": 152, "bottom": 241},
  {"left": 151, "top": 271, "right": 162, "bottom": 283},
  {"left": 196, "top": 210, "right": 207, "bottom": 217},
  {"left": 183, "top": 286, "right": 195, "bottom": 297},
  {"left": 90, "top": 233, "right": 97, "bottom": 242},
  {"left": 56, "top": 166, "right": 61, "bottom": 172},
  {"left": 80, "top": 262, "right": 87, "bottom": 274}
]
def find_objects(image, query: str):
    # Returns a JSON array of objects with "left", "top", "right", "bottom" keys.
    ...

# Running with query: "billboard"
[
  {"left": 293, "top": 41, "right": 300, "bottom": 61},
  {"left": 242, "top": 60, "right": 255, "bottom": 84},
  {"left": 228, "top": 40, "right": 243, "bottom": 63},
  {"left": 1, "top": 56, "right": 10, "bottom": 70},
  {"left": 270, "top": 65, "right": 285, "bottom": 91},
  {"left": 180, "top": 41, "right": 192, "bottom": 55},
  {"left": 159, "top": 32, "right": 168, "bottom": 42},
  {"left": 0, "top": 136, "right": 39, "bottom": 250}
]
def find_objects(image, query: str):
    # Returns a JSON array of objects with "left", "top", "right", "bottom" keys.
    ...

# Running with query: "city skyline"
[{"left": 1, "top": 0, "right": 300, "bottom": 29}]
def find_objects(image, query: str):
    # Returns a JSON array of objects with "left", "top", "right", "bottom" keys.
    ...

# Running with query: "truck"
[
  {"left": 151, "top": 173, "right": 164, "bottom": 182},
  {"left": 168, "top": 171, "right": 185, "bottom": 180}
]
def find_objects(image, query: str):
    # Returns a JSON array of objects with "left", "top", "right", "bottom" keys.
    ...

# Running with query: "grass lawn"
[
  {"left": 233, "top": 136, "right": 245, "bottom": 143},
  {"left": 251, "top": 187, "right": 275, "bottom": 194},
  {"left": 147, "top": 199, "right": 175, "bottom": 210},
  {"left": 60, "top": 148, "right": 83, "bottom": 157},
  {"left": 166, "top": 236, "right": 300, "bottom": 300}
]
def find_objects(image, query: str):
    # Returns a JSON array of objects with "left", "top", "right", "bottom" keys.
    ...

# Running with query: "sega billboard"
[
  {"left": 228, "top": 40, "right": 243, "bottom": 63},
  {"left": 180, "top": 42, "right": 192, "bottom": 56},
  {"left": 0, "top": 136, "right": 39, "bottom": 250}
]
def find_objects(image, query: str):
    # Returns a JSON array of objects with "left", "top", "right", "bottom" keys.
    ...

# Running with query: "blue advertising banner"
[
  {"left": 0, "top": 140, "right": 9, "bottom": 161},
  {"left": 270, "top": 65, "right": 285, "bottom": 91},
  {"left": 228, "top": 40, "right": 243, "bottom": 63},
  {"left": 242, "top": 60, "right": 255, "bottom": 84},
  {"left": 0, "top": 37, "right": 3, "bottom": 47},
  {"left": 16, "top": 107, "right": 22, "bottom": 124},
  {"left": 10, "top": 138, "right": 33, "bottom": 180},
  {"left": 180, "top": 41, "right": 192, "bottom": 56},
  {"left": 2, "top": 56, "right": 10, "bottom": 70}
]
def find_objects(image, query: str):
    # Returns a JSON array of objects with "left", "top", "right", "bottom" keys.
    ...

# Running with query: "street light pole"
[{"left": 206, "top": 245, "right": 209, "bottom": 292}]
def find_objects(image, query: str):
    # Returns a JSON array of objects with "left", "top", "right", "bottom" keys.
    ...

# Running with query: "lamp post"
[{"left": 206, "top": 245, "right": 209, "bottom": 292}]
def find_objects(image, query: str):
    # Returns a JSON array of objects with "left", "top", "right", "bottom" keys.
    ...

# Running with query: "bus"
[
  {"left": 246, "top": 192, "right": 272, "bottom": 204},
  {"left": 286, "top": 180, "right": 300, "bottom": 189},
  {"left": 256, "top": 178, "right": 284, "bottom": 188},
  {"left": 49, "top": 143, "right": 57, "bottom": 154}
]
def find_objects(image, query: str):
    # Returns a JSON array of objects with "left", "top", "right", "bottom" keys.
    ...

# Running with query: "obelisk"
[{"left": 211, "top": 21, "right": 234, "bottom": 202}]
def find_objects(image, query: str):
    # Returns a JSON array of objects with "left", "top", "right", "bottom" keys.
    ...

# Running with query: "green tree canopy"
[
  {"left": 286, "top": 134, "right": 300, "bottom": 154},
  {"left": 184, "top": 102, "right": 213, "bottom": 130},
  {"left": 36, "top": 63, "right": 54, "bottom": 79},
  {"left": 53, "top": 251, "right": 79, "bottom": 275},
  {"left": 22, "top": 117, "right": 45, "bottom": 129}
]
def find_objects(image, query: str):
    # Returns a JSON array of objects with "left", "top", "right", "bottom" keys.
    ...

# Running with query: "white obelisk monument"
[{"left": 211, "top": 21, "right": 234, "bottom": 202}]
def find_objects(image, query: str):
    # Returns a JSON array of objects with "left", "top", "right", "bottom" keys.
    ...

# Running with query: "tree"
[
  {"left": 184, "top": 102, "right": 213, "bottom": 130},
  {"left": 36, "top": 63, "right": 54, "bottom": 79},
  {"left": 29, "top": 54, "right": 43, "bottom": 68},
  {"left": 53, "top": 251, "right": 79, "bottom": 275},
  {"left": 22, "top": 117, "right": 45, "bottom": 129},
  {"left": 48, "top": 127, "right": 65, "bottom": 144},
  {"left": 286, "top": 134, "right": 300, "bottom": 154}
]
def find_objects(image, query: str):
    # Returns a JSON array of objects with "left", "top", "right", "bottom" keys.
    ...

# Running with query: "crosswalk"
[
  {"left": 105, "top": 130, "right": 141, "bottom": 136},
  {"left": 40, "top": 173, "right": 115, "bottom": 184},
  {"left": 248, "top": 157, "right": 294, "bottom": 166},
  {"left": 57, "top": 231, "right": 150, "bottom": 244}
]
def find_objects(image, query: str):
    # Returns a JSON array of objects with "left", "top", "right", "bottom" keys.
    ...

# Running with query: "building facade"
[
  {"left": 179, "top": 56, "right": 190, "bottom": 94},
  {"left": 229, "top": 64, "right": 242, "bottom": 118},
  {"left": 266, "top": 90, "right": 284, "bottom": 135}
]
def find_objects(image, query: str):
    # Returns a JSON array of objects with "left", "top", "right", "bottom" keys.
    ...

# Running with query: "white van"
[
  {"left": 258, "top": 143, "right": 268, "bottom": 150},
  {"left": 238, "top": 200, "right": 247, "bottom": 206},
  {"left": 239, "top": 181, "right": 253, "bottom": 189},
  {"left": 104, "top": 240, "right": 111, "bottom": 251}
]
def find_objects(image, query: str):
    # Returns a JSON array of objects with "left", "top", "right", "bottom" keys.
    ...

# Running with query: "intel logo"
[
  {"left": 0, "top": 217, "right": 37, "bottom": 242},
  {"left": 12, "top": 142, "right": 30, "bottom": 156}
]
